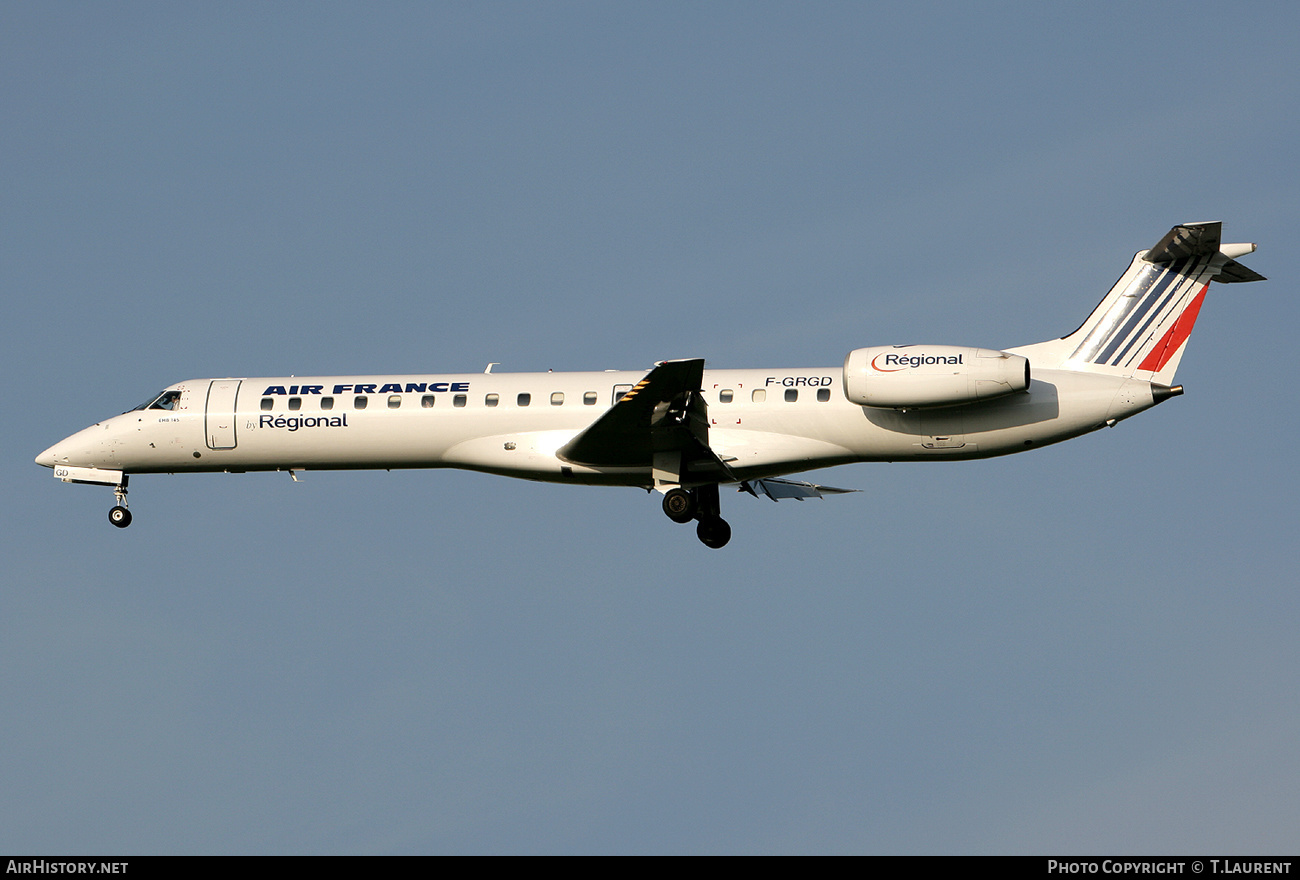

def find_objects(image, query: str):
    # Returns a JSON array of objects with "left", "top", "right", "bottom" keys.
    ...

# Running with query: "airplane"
[{"left": 36, "top": 222, "right": 1263, "bottom": 548}]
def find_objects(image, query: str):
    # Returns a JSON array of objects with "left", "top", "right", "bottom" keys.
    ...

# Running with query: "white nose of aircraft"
[
  {"left": 35, "top": 422, "right": 109, "bottom": 470},
  {"left": 35, "top": 442, "right": 63, "bottom": 468}
]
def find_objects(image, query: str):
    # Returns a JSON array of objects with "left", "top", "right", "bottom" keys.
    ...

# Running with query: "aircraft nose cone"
[{"left": 36, "top": 442, "right": 63, "bottom": 468}]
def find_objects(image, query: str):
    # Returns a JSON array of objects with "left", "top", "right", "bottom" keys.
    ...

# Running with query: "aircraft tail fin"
[{"left": 1010, "top": 222, "right": 1264, "bottom": 385}]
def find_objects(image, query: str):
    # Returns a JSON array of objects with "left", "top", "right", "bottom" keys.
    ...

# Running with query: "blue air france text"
[{"left": 261, "top": 382, "right": 471, "bottom": 395}]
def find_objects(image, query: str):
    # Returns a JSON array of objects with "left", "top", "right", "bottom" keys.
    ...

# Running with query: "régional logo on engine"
[{"left": 871, "top": 352, "right": 963, "bottom": 371}]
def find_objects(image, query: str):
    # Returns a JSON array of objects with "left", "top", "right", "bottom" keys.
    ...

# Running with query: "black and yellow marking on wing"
[
  {"left": 620, "top": 379, "right": 651, "bottom": 401},
  {"left": 556, "top": 359, "right": 710, "bottom": 468}
]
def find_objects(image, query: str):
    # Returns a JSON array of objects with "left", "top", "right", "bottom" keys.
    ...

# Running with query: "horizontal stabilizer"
[
  {"left": 1212, "top": 258, "right": 1266, "bottom": 284},
  {"left": 1144, "top": 221, "right": 1265, "bottom": 282},
  {"left": 739, "top": 478, "right": 859, "bottom": 501},
  {"left": 1144, "top": 221, "right": 1224, "bottom": 263}
]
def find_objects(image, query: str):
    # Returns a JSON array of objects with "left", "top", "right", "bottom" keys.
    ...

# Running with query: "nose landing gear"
[
  {"left": 660, "top": 484, "right": 730, "bottom": 548},
  {"left": 108, "top": 477, "right": 131, "bottom": 528}
]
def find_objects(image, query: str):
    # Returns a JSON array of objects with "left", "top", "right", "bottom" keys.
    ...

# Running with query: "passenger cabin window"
[
  {"left": 785, "top": 389, "right": 798, "bottom": 402},
  {"left": 388, "top": 395, "right": 401, "bottom": 409},
  {"left": 551, "top": 392, "right": 564, "bottom": 406},
  {"left": 583, "top": 391, "right": 597, "bottom": 405},
  {"left": 752, "top": 389, "right": 766, "bottom": 403},
  {"left": 453, "top": 394, "right": 467, "bottom": 407},
  {"left": 260, "top": 398, "right": 274, "bottom": 411},
  {"left": 817, "top": 388, "right": 831, "bottom": 402},
  {"left": 518, "top": 393, "right": 531, "bottom": 406},
  {"left": 485, "top": 394, "right": 499, "bottom": 407},
  {"left": 355, "top": 396, "right": 368, "bottom": 410},
  {"left": 321, "top": 397, "right": 334, "bottom": 410},
  {"left": 288, "top": 397, "right": 302, "bottom": 411},
  {"left": 612, "top": 385, "right": 632, "bottom": 404},
  {"left": 421, "top": 395, "right": 435, "bottom": 408},
  {"left": 719, "top": 389, "right": 734, "bottom": 403}
]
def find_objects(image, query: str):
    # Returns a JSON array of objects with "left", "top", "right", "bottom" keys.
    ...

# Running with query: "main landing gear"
[
  {"left": 661, "top": 484, "right": 731, "bottom": 549},
  {"left": 108, "top": 477, "right": 132, "bottom": 528}
]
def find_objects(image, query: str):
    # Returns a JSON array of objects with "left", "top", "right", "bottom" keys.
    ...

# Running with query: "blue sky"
[{"left": 3, "top": 2, "right": 1297, "bottom": 854}]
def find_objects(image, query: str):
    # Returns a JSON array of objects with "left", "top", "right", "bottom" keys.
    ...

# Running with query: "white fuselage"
[
  {"left": 37, "top": 365, "right": 1162, "bottom": 486},
  {"left": 33, "top": 222, "right": 1258, "bottom": 546}
]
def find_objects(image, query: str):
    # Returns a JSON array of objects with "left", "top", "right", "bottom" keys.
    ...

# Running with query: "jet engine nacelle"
[{"left": 843, "top": 345, "right": 1030, "bottom": 409}]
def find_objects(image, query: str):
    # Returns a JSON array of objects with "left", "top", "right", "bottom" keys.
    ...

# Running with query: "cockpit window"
[{"left": 131, "top": 390, "right": 182, "bottom": 412}]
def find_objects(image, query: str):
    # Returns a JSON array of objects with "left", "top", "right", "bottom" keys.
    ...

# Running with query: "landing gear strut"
[
  {"left": 108, "top": 477, "right": 131, "bottom": 528},
  {"left": 660, "top": 483, "right": 731, "bottom": 548}
]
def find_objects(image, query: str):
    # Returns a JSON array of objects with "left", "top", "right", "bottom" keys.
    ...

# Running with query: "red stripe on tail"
[{"left": 1137, "top": 285, "right": 1208, "bottom": 373}]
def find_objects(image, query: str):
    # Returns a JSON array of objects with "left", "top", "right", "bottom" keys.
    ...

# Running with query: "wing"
[
  {"left": 739, "top": 477, "right": 859, "bottom": 501},
  {"left": 557, "top": 359, "right": 734, "bottom": 482}
]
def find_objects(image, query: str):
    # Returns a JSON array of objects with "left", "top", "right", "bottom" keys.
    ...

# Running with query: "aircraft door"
[{"left": 205, "top": 380, "right": 241, "bottom": 449}]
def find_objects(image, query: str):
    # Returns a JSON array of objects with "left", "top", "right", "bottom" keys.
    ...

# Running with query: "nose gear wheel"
[{"left": 108, "top": 477, "right": 131, "bottom": 528}]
